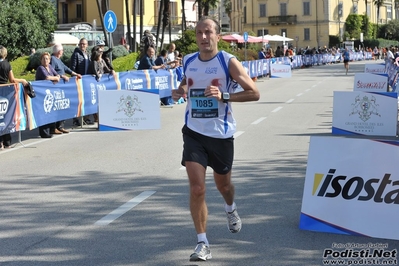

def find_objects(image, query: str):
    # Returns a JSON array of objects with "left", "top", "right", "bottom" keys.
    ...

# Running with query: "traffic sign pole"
[
  {"left": 243, "top": 32, "right": 248, "bottom": 62},
  {"left": 104, "top": 10, "right": 117, "bottom": 64}
]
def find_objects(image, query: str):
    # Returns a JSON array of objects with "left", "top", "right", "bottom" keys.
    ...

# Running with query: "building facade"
[
  {"left": 55, "top": 0, "right": 198, "bottom": 47},
  {"left": 241, "top": 0, "right": 397, "bottom": 49}
]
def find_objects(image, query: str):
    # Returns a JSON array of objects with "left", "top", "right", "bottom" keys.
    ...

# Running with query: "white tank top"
[{"left": 182, "top": 51, "right": 238, "bottom": 138}]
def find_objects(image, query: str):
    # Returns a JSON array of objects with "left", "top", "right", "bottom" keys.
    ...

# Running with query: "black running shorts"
[{"left": 181, "top": 125, "right": 234, "bottom": 175}]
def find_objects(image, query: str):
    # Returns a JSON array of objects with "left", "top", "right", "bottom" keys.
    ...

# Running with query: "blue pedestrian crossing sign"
[
  {"left": 243, "top": 32, "right": 248, "bottom": 42},
  {"left": 104, "top": 10, "right": 117, "bottom": 33}
]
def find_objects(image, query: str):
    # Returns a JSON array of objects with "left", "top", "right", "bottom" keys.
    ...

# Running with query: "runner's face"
[{"left": 195, "top": 19, "right": 220, "bottom": 54}]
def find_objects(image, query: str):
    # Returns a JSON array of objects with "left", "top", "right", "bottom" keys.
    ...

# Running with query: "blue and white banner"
[
  {"left": 332, "top": 91, "right": 398, "bottom": 137},
  {"left": 270, "top": 64, "right": 292, "bottom": 78},
  {"left": 0, "top": 84, "right": 26, "bottom": 135},
  {"left": 98, "top": 89, "right": 160, "bottom": 131},
  {"left": 300, "top": 136, "right": 399, "bottom": 241}
]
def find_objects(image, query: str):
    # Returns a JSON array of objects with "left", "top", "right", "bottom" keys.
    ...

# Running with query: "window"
[
  {"left": 304, "top": 28, "right": 310, "bottom": 41},
  {"left": 280, "top": 3, "right": 287, "bottom": 16},
  {"left": 257, "top": 29, "right": 268, "bottom": 36},
  {"left": 76, "top": 4, "right": 82, "bottom": 19},
  {"left": 135, "top": 0, "right": 144, "bottom": 15},
  {"left": 366, "top": 4, "right": 370, "bottom": 17},
  {"left": 260, "top": 4, "right": 266, "bottom": 17},
  {"left": 303, "top": 2, "right": 310, "bottom": 16},
  {"left": 243, "top": 6, "right": 247, "bottom": 23},
  {"left": 387, "top": 5, "right": 392, "bottom": 20},
  {"left": 281, "top": 29, "right": 287, "bottom": 37},
  {"left": 154, "top": 1, "right": 178, "bottom": 25}
]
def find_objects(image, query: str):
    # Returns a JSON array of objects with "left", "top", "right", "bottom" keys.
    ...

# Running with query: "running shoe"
[
  {"left": 189, "top": 242, "right": 212, "bottom": 261},
  {"left": 226, "top": 209, "right": 242, "bottom": 233}
]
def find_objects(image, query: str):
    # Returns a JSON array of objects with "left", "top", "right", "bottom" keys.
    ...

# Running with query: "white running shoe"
[
  {"left": 226, "top": 209, "right": 242, "bottom": 233},
  {"left": 189, "top": 242, "right": 212, "bottom": 261}
]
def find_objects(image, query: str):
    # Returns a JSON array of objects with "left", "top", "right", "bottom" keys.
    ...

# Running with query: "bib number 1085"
[{"left": 195, "top": 99, "right": 214, "bottom": 108}]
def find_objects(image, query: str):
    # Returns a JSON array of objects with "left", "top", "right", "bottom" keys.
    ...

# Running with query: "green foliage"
[
  {"left": 0, "top": 0, "right": 57, "bottom": 60},
  {"left": 10, "top": 56, "right": 35, "bottom": 81},
  {"left": 380, "top": 20, "right": 399, "bottom": 40},
  {"left": 360, "top": 15, "right": 373, "bottom": 39},
  {"left": 112, "top": 52, "right": 139, "bottom": 72},
  {"left": 344, "top": 14, "right": 363, "bottom": 40},
  {"left": 361, "top": 38, "right": 399, "bottom": 49}
]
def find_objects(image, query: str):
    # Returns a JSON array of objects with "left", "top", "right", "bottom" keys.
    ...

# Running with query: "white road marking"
[
  {"left": 286, "top": 99, "right": 294, "bottom": 104},
  {"left": 94, "top": 191, "right": 156, "bottom": 226},
  {"left": 312, "top": 85, "right": 317, "bottom": 88},
  {"left": 305, "top": 89, "right": 311, "bottom": 92},
  {"left": 251, "top": 117, "right": 267, "bottom": 125},
  {"left": 234, "top": 131, "right": 245, "bottom": 138},
  {"left": 272, "top": 107, "right": 283, "bottom": 113},
  {"left": 297, "top": 93, "right": 303, "bottom": 97}
]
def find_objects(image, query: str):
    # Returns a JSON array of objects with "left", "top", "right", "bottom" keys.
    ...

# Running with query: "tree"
[
  {"left": 344, "top": 14, "right": 363, "bottom": 40},
  {"left": 0, "top": 0, "right": 57, "bottom": 59},
  {"left": 384, "top": 19, "right": 399, "bottom": 40},
  {"left": 194, "top": 0, "right": 219, "bottom": 17},
  {"left": 224, "top": 0, "right": 232, "bottom": 31},
  {"left": 373, "top": 0, "right": 384, "bottom": 35}
]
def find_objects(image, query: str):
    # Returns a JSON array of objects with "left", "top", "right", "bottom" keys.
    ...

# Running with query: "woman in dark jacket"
[{"left": 0, "top": 45, "right": 28, "bottom": 149}]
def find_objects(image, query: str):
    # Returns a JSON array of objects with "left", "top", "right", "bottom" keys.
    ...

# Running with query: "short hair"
[
  {"left": 40, "top": 52, "right": 51, "bottom": 60},
  {"left": 52, "top": 43, "right": 63, "bottom": 54},
  {"left": 0, "top": 45, "right": 7, "bottom": 59},
  {"left": 160, "top": 49, "right": 167, "bottom": 57},
  {"left": 196, "top": 16, "right": 221, "bottom": 34}
]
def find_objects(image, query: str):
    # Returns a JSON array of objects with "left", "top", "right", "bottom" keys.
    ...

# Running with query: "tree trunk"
[
  {"left": 125, "top": 0, "right": 132, "bottom": 49},
  {"left": 162, "top": 0, "right": 170, "bottom": 50},
  {"left": 156, "top": 0, "right": 164, "bottom": 50},
  {"left": 96, "top": 0, "right": 109, "bottom": 46},
  {"left": 181, "top": 0, "right": 186, "bottom": 33},
  {"left": 133, "top": 0, "right": 137, "bottom": 52}
]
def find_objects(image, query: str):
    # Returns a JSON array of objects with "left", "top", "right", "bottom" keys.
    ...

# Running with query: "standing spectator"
[
  {"left": 93, "top": 40, "right": 114, "bottom": 72},
  {"left": 373, "top": 46, "right": 379, "bottom": 60},
  {"left": 176, "top": 16, "right": 260, "bottom": 261},
  {"left": 275, "top": 46, "right": 283, "bottom": 57},
  {"left": 139, "top": 30, "right": 155, "bottom": 59},
  {"left": 167, "top": 43, "right": 176, "bottom": 62},
  {"left": 70, "top": 38, "right": 92, "bottom": 126},
  {"left": 30, "top": 48, "right": 36, "bottom": 57},
  {"left": 137, "top": 47, "right": 166, "bottom": 71},
  {"left": 36, "top": 52, "right": 62, "bottom": 138},
  {"left": 258, "top": 47, "right": 266, "bottom": 59},
  {"left": 88, "top": 47, "right": 115, "bottom": 81},
  {"left": 120, "top": 33, "right": 127, "bottom": 45},
  {"left": 265, "top": 48, "right": 274, "bottom": 59},
  {"left": 50, "top": 43, "right": 82, "bottom": 134},
  {"left": 0, "top": 45, "right": 28, "bottom": 149},
  {"left": 155, "top": 49, "right": 175, "bottom": 105}
]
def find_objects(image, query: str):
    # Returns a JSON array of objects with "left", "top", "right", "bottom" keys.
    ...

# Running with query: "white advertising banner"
[
  {"left": 98, "top": 89, "right": 161, "bottom": 131},
  {"left": 353, "top": 73, "right": 388, "bottom": 92},
  {"left": 300, "top": 136, "right": 399, "bottom": 240},
  {"left": 364, "top": 63, "right": 386, "bottom": 74},
  {"left": 270, "top": 64, "right": 292, "bottom": 78},
  {"left": 332, "top": 91, "right": 398, "bottom": 136}
]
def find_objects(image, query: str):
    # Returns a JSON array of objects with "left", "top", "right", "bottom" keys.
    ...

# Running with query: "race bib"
[{"left": 190, "top": 88, "right": 218, "bottom": 118}]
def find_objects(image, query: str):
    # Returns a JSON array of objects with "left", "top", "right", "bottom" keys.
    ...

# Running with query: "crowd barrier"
[{"left": 0, "top": 51, "right": 373, "bottom": 137}]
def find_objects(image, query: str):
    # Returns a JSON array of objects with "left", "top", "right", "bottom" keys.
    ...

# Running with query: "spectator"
[
  {"left": 265, "top": 48, "right": 274, "bottom": 59},
  {"left": 88, "top": 46, "right": 115, "bottom": 81},
  {"left": 0, "top": 45, "right": 28, "bottom": 149},
  {"left": 373, "top": 46, "right": 379, "bottom": 60},
  {"left": 139, "top": 30, "right": 155, "bottom": 59},
  {"left": 167, "top": 43, "right": 176, "bottom": 62},
  {"left": 36, "top": 52, "right": 62, "bottom": 138},
  {"left": 155, "top": 49, "right": 168, "bottom": 66},
  {"left": 120, "top": 34, "right": 127, "bottom": 45},
  {"left": 50, "top": 43, "right": 82, "bottom": 134},
  {"left": 258, "top": 47, "right": 266, "bottom": 59},
  {"left": 93, "top": 40, "right": 114, "bottom": 72},
  {"left": 70, "top": 38, "right": 92, "bottom": 126},
  {"left": 30, "top": 48, "right": 36, "bottom": 57},
  {"left": 137, "top": 47, "right": 166, "bottom": 71},
  {"left": 275, "top": 46, "right": 283, "bottom": 57}
]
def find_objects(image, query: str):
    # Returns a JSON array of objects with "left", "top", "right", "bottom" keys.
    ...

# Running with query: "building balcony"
[{"left": 268, "top": 15, "right": 297, "bottom": 25}]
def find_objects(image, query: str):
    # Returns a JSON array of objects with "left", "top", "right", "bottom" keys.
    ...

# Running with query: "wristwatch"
[{"left": 222, "top": 92, "right": 230, "bottom": 103}]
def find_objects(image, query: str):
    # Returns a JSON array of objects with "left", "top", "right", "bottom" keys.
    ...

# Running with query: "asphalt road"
[{"left": 1, "top": 60, "right": 398, "bottom": 266}]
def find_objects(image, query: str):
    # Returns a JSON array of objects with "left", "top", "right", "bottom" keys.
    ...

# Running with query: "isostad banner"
[
  {"left": 300, "top": 136, "right": 399, "bottom": 241},
  {"left": 0, "top": 83, "right": 26, "bottom": 136}
]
